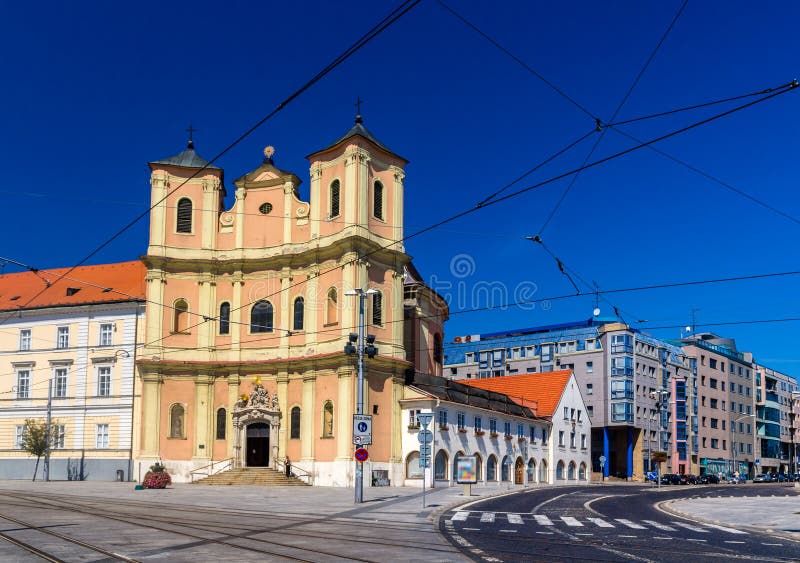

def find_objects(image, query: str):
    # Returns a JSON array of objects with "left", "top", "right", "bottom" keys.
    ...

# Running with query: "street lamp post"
[
  {"left": 651, "top": 388, "right": 669, "bottom": 490},
  {"left": 344, "top": 288, "right": 378, "bottom": 504}
]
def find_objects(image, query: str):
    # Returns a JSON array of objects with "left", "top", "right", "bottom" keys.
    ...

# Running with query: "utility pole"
[
  {"left": 44, "top": 376, "right": 53, "bottom": 482},
  {"left": 345, "top": 288, "right": 378, "bottom": 504}
]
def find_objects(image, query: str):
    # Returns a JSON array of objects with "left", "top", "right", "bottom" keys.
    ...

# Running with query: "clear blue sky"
[{"left": 1, "top": 1, "right": 798, "bottom": 376}]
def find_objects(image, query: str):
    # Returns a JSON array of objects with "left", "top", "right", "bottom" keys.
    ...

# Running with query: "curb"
[{"left": 656, "top": 497, "right": 800, "bottom": 544}]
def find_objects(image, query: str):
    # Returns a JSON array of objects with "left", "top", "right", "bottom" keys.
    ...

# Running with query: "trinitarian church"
[{"left": 136, "top": 117, "right": 448, "bottom": 485}]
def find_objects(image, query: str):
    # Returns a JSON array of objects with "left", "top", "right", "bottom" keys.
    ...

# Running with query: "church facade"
[{"left": 136, "top": 118, "right": 447, "bottom": 486}]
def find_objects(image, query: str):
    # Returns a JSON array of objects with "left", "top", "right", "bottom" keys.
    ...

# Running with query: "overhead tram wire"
[
  {"left": 608, "top": 125, "right": 800, "bottom": 227},
  {"left": 436, "top": 0, "right": 800, "bottom": 230},
  {"left": 135, "top": 262, "right": 800, "bottom": 361},
  {"left": 133, "top": 83, "right": 799, "bottom": 353},
  {"left": 535, "top": 0, "right": 689, "bottom": 235},
  {"left": 0, "top": 0, "right": 422, "bottom": 330}
]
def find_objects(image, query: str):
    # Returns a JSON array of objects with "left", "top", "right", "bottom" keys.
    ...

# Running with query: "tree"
[{"left": 19, "top": 418, "right": 62, "bottom": 481}]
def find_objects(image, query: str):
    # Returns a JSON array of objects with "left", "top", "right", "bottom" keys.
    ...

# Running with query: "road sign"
[
  {"left": 419, "top": 445, "right": 432, "bottom": 455},
  {"left": 599, "top": 455, "right": 607, "bottom": 467},
  {"left": 353, "top": 414, "right": 373, "bottom": 445},
  {"left": 417, "top": 413, "right": 434, "bottom": 428},
  {"left": 755, "top": 459, "right": 760, "bottom": 466},
  {"left": 417, "top": 429, "right": 433, "bottom": 444},
  {"left": 419, "top": 459, "right": 430, "bottom": 468},
  {"left": 355, "top": 448, "right": 369, "bottom": 462}
]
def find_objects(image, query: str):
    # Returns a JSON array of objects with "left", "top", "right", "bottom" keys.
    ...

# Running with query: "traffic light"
[
  {"left": 365, "top": 334, "right": 378, "bottom": 359},
  {"left": 344, "top": 333, "right": 358, "bottom": 356}
]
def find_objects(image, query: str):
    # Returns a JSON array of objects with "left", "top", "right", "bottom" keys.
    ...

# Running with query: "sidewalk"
[{"left": 662, "top": 487, "right": 800, "bottom": 539}]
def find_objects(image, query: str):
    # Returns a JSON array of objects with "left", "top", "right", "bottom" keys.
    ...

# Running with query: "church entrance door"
[{"left": 246, "top": 423, "right": 270, "bottom": 467}]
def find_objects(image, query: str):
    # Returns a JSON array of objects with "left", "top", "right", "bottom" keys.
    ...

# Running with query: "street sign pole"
[
  {"left": 417, "top": 413, "right": 434, "bottom": 508},
  {"left": 355, "top": 291, "right": 366, "bottom": 504}
]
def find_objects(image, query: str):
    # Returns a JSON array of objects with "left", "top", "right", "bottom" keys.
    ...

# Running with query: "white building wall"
[{"left": 549, "top": 374, "right": 592, "bottom": 483}]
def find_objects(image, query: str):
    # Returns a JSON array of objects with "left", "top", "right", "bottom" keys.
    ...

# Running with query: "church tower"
[{"left": 137, "top": 117, "right": 420, "bottom": 486}]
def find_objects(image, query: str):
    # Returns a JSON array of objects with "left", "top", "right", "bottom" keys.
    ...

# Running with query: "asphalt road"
[{"left": 439, "top": 483, "right": 800, "bottom": 562}]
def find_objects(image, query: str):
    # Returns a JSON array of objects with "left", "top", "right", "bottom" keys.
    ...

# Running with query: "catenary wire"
[
  {"left": 0, "top": 0, "right": 422, "bottom": 330},
  {"left": 131, "top": 83, "right": 799, "bottom": 352},
  {"left": 535, "top": 0, "right": 689, "bottom": 235}
]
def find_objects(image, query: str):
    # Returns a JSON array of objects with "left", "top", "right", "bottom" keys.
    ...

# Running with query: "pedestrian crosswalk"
[{"left": 448, "top": 511, "right": 748, "bottom": 535}]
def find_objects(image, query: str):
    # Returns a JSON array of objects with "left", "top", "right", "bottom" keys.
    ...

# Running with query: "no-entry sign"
[{"left": 355, "top": 448, "right": 369, "bottom": 462}]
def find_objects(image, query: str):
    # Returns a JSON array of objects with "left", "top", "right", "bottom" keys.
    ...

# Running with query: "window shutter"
[
  {"left": 330, "top": 181, "right": 340, "bottom": 218},
  {"left": 373, "top": 181, "right": 383, "bottom": 220},
  {"left": 177, "top": 198, "right": 192, "bottom": 233}
]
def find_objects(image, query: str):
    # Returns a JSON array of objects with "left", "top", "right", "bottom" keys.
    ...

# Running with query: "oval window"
[{"left": 259, "top": 202, "right": 273, "bottom": 214}]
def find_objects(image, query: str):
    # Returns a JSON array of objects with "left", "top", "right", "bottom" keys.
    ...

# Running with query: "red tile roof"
[
  {"left": 459, "top": 370, "right": 572, "bottom": 417},
  {"left": 0, "top": 261, "right": 146, "bottom": 312}
]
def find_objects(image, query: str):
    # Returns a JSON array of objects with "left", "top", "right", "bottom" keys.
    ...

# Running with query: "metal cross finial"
[
  {"left": 355, "top": 97, "right": 364, "bottom": 123},
  {"left": 186, "top": 123, "right": 198, "bottom": 141}
]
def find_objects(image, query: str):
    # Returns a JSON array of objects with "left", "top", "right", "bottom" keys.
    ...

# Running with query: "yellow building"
[
  {"left": 0, "top": 262, "right": 145, "bottom": 480},
  {"left": 136, "top": 118, "right": 448, "bottom": 485}
]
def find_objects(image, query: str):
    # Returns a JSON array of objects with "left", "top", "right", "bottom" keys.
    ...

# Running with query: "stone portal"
[{"left": 232, "top": 381, "right": 281, "bottom": 469}]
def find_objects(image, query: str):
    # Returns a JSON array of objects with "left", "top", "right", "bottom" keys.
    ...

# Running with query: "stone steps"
[{"left": 193, "top": 467, "right": 309, "bottom": 486}]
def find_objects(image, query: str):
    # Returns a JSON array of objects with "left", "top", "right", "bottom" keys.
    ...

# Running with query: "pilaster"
[
  {"left": 300, "top": 374, "right": 316, "bottom": 461},
  {"left": 309, "top": 166, "right": 322, "bottom": 237},
  {"left": 390, "top": 376, "right": 404, "bottom": 463},
  {"left": 336, "top": 366, "right": 354, "bottom": 460},
  {"left": 140, "top": 373, "right": 162, "bottom": 458},
  {"left": 226, "top": 374, "right": 241, "bottom": 458},
  {"left": 192, "top": 374, "right": 214, "bottom": 460},
  {"left": 344, "top": 152, "right": 357, "bottom": 229},
  {"left": 277, "top": 371, "right": 289, "bottom": 458},
  {"left": 391, "top": 167, "right": 405, "bottom": 250},
  {"left": 283, "top": 182, "right": 294, "bottom": 244},
  {"left": 235, "top": 188, "right": 246, "bottom": 249}
]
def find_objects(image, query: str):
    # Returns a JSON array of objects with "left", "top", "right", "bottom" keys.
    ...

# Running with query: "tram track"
[{"left": 0, "top": 490, "right": 397, "bottom": 562}]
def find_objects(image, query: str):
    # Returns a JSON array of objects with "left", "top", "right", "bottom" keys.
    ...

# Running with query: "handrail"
[
  {"left": 190, "top": 457, "right": 233, "bottom": 483},
  {"left": 274, "top": 457, "right": 314, "bottom": 486}
]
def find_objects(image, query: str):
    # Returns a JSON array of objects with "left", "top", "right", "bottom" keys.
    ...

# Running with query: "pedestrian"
[{"left": 285, "top": 457, "right": 291, "bottom": 478}]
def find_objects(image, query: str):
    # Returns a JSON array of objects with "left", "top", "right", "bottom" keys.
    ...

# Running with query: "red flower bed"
[{"left": 143, "top": 470, "right": 172, "bottom": 489}]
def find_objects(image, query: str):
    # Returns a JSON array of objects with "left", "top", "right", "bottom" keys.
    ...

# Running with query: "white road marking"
[
  {"left": 561, "top": 516, "right": 583, "bottom": 527},
  {"left": 762, "top": 543, "right": 783, "bottom": 546},
  {"left": 575, "top": 532, "right": 594, "bottom": 536},
  {"left": 480, "top": 512, "right": 495, "bottom": 523},
  {"left": 615, "top": 519, "right": 646, "bottom": 529},
  {"left": 702, "top": 523, "right": 748, "bottom": 535},
  {"left": 536, "top": 531, "right": 554, "bottom": 535},
  {"left": 643, "top": 520, "right": 677, "bottom": 531},
  {"left": 452, "top": 511, "right": 469, "bottom": 521},
  {"left": 687, "top": 539, "right": 707, "bottom": 542},
  {"left": 653, "top": 536, "right": 672, "bottom": 540},
  {"left": 462, "top": 527, "right": 481, "bottom": 531},
  {"left": 587, "top": 517, "right": 614, "bottom": 528},
  {"left": 534, "top": 515, "right": 554, "bottom": 526},
  {"left": 724, "top": 541, "right": 746, "bottom": 544},
  {"left": 507, "top": 513, "right": 523, "bottom": 525},
  {"left": 499, "top": 529, "right": 517, "bottom": 533},
  {"left": 618, "top": 534, "right": 638, "bottom": 538},
  {"left": 670, "top": 521, "right": 709, "bottom": 533}
]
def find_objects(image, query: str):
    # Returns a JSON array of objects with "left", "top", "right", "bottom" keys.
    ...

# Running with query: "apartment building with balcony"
[
  {"left": 443, "top": 317, "right": 693, "bottom": 480},
  {"left": 753, "top": 364, "right": 797, "bottom": 474},
  {"left": 0, "top": 262, "right": 145, "bottom": 480}
]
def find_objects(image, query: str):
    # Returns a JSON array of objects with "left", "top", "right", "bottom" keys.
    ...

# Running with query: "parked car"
[
  {"left": 775, "top": 473, "right": 789, "bottom": 482},
  {"left": 698, "top": 474, "right": 720, "bottom": 484},
  {"left": 659, "top": 473, "right": 675, "bottom": 485},
  {"left": 684, "top": 474, "right": 699, "bottom": 485},
  {"left": 753, "top": 474, "right": 773, "bottom": 483}
]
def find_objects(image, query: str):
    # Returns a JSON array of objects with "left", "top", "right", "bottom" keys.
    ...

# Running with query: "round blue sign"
[{"left": 358, "top": 422, "right": 368, "bottom": 432}]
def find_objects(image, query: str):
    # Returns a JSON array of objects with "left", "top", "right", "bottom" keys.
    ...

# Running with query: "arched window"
[
  {"left": 406, "top": 451, "right": 423, "bottom": 479},
  {"left": 371, "top": 291, "right": 382, "bottom": 326},
  {"left": 474, "top": 453, "right": 483, "bottom": 481},
  {"left": 527, "top": 458, "right": 536, "bottom": 483},
  {"left": 539, "top": 460, "right": 548, "bottom": 483},
  {"left": 434, "top": 450, "right": 448, "bottom": 480},
  {"left": 326, "top": 288, "right": 338, "bottom": 325},
  {"left": 330, "top": 180, "right": 340, "bottom": 218},
  {"left": 556, "top": 460, "right": 565, "bottom": 480},
  {"left": 251, "top": 300, "right": 273, "bottom": 333},
  {"left": 579, "top": 462, "right": 587, "bottom": 480},
  {"left": 173, "top": 299, "right": 189, "bottom": 333},
  {"left": 568, "top": 461, "right": 576, "bottom": 480},
  {"left": 433, "top": 334, "right": 443, "bottom": 364},
  {"left": 293, "top": 297, "right": 304, "bottom": 331},
  {"left": 290, "top": 406, "right": 301, "bottom": 439},
  {"left": 216, "top": 408, "right": 226, "bottom": 440},
  {"left": 176, "top": 198, "right": 192, "bottom": 233},
  {"left": 170, "top": 404, "right": 185, "bottom": 438},
  {"left": 373, "top": 180, "right": 384, "bottom": 220},
  {"left": 322, "top": 400, "right": 334, "bottom": 438},
  {"left": 219, "top": 302, "right": 231, "bottom": 335},
  {"left": 501, "top": 455, "right": 510, "bottom": 481},
  {"left": 487, "top": 455, "right": 498, "bottom": 481}
]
